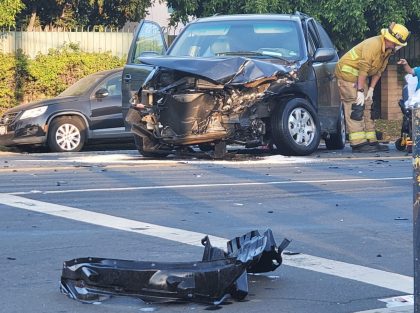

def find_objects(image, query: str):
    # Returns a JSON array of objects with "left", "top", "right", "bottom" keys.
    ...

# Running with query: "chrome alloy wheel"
[
  {"left": 55, "top": 123, "right": 81, "bottom": 151},
  {"left": 288, "top": 107, "right": 316, "bottom": 146}
]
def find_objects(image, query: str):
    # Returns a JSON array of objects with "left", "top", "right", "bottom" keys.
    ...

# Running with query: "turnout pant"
[{"left": 337, "top": 79, "right": 377, "bottom": 146}]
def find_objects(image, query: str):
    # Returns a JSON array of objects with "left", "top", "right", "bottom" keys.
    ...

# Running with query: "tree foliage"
[
  {"left": 166, "top": 0, "right": 420, "bottom": 51},
  {"left": 16, "top": 0, "right": 153, "bottom": 30},
  {"left": 0, "top": 0, "right": 25, "bottom": 27}
]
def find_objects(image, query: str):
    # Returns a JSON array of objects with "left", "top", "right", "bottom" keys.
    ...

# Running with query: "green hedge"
[{"left": 0, "top": 44, "right": 125, "bottom": 112}]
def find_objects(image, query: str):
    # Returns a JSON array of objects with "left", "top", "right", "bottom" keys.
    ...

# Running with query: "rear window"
[{"left": 168, "top": 20, "right": 304, "bottom": 61}]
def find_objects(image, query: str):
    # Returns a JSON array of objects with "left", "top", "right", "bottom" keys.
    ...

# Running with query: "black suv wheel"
[
  {"left": 271, "top": 98, "right": 321, "bottom": 156},
  {"left": 48, "top": 116, "right": 86, "bottom": 152},
  {"left": 134, "top": 135, "right": 170, "bottom": 157}
]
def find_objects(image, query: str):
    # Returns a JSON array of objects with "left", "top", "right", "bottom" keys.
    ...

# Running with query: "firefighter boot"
[
  {"left": 352, "top": 142, "right": 379, "bottom": 153},
  {"left": 369, "top": 142, "right": 389, "bottom": 152}
]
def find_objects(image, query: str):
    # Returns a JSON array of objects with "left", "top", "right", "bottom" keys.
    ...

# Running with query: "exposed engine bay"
[{"left": 126, "top": 56, "right": 297, "bottom": 157}]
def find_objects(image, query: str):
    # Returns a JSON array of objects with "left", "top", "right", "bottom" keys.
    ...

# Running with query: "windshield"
[
  {"left": 58, "top": 74, "right": 104, "bottom": 97},
  {"left": 169, "top": 20, "right": 303, "bottom": 61}
]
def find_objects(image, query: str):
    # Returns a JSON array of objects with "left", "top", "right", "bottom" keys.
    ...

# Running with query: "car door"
[
  {"left": 122, "top": 20, "right": 167, "bottom": 130},
  {"left": 305, "top": 19, "right": 341, "bottom": 133},
  {"left": 306, "top": 19, "right": 330, "bottom": 109},
  {"left": 90, "top": 72, "right": 129, "bottom": 138},
  {"left": 315, "top": 22, "right": 341, "bottom": 109}
]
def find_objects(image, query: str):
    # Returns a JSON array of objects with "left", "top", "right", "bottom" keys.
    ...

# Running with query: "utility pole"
[{"left": 413, "top": 106, "right": 420, "bottom": 313}]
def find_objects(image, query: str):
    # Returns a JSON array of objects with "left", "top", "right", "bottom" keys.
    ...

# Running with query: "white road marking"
[
  {"left": 379, "top": 295, "right": 413, "bottom": 308},
  {"left": 0, "top": 193, "right": 413, "bottom": 294},
  {"left": 10, "top": 177, "right": 411, "bottom": 195},
  {"left": 354, "top": 306, "right": 413, "bottom": 313},
  {"left": 11, "top": 153, "right": 321, "bottom": 165}
]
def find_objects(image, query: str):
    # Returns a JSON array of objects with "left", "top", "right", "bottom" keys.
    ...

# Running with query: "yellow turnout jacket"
[{"left": 335, "top": 35, "right": 393, "bottom": 82}]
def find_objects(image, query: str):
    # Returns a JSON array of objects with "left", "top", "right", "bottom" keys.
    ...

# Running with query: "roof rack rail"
[{"left": 294, "top": 11, "right": 310, "bottom": 20}]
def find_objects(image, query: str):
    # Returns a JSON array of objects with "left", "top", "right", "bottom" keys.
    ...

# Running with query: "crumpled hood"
[
  {"left": 6, "top": 96, "right": 79, "bottom": 113},
  {"left": 140, "top": 56, "right": 293, "bottom": 85}
]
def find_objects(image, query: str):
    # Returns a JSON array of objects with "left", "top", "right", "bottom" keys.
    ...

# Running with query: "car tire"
[
  {"left": 271, "top": 98, "right": 321, "bottom": 156},
  {"left": 325, "top": 104, "right": 346, "bottom": 150},
  {"left": 198, "top": 143, "right": 214, "bottom": 152},
  {"left": 395, "top": 138, "right": 406, "bottom": 151},
  {"left": 133, "top": 135, "right": 170, "bottom": 157},
  {"left": 48, "top": 116, "right": 86, "bottom": 152}
]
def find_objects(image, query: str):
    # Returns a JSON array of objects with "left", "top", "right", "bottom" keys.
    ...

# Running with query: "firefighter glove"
[
  {"left": 356, "top": 91, "right": 365, "bottom": 106},
  {"left": 350, "top": 103, "right": 364, "bottom": 121},
  {"left": 365, "top": 87, "right": 374, "bottom": 101}
]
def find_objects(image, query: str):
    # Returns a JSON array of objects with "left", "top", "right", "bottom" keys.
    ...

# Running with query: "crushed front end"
[{"left": 125, "top": 57, "right": 296, "bottom": 155}]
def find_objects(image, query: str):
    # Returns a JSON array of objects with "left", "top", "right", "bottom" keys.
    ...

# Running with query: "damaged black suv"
[{"left": 122, "top": 13, "right": 345, "bottom": 157}]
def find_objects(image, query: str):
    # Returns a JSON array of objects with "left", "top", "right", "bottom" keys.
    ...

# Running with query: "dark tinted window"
[
  {"left": 308, "top": 20, "right": 321, "bottom": 50},
  {"left": 59, "top": 74, "right": 104, "bottom": 97},
  {"left": 316, "top": 22, "right": 336, "bottom": 49},
  {"left": 131, "top": 21, "right": 165, "bottom": 63}
]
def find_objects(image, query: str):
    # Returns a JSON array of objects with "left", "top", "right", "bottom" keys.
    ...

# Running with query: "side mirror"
[
  {"left": 95, "top": 88, "right": 109, "bottom": 98},
  {"left": 313, "top": 48, "right": 337, "bottom": 63}
]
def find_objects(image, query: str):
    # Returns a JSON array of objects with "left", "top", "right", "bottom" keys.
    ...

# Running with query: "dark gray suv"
[{"left": 122, "top": 13, "right": 346, "bottom": 157}]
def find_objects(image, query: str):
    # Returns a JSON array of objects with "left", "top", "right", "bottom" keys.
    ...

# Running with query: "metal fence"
[
  {"left": 394, "top": 34, "right": 420, "bottom": 63},
  {"left": 0, "top": 29, "right": 135, "bottom": 59}
]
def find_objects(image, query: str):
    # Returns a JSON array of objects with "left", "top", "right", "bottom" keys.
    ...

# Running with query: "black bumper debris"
[{"left": 60, "top": 229, "right": 290, "bottom": 305}]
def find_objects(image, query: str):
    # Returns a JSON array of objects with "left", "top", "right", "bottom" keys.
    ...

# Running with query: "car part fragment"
[{"left": 60, "top": 229, "right": 290, "bottom": 305}]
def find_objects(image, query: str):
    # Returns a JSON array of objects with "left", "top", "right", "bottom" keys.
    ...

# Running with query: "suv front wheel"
[
  {"left": 271, "top": 98, "right": 321, "bottom": 156},
  {"left": 134, "top": 135, "right": 170, "bottom": 157},
  {"left": 48, "top": 116, "right": 86, "bottom": 152}
]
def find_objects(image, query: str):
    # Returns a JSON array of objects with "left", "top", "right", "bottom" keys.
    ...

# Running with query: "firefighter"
[{"left": 335, "top": 22, "right": 410, "bottom": 153}]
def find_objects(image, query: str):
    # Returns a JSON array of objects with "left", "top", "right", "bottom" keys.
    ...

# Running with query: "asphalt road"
[{"left": 0, "top": 144, "right": 415, "bottom": 313}]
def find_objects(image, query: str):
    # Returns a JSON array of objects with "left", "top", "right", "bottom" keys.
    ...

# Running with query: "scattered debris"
[
  {"left": 379, "top": 295, "right": 413, "bottom": 308},
  {"left": 283, "top": 251, "right": 300, "bottom": 256},
  {"left": 395, "top": 217, "right": 409, "bottom": 221},
  {"left": 60, "top": 229, "right": 290, "bottom": 305}
]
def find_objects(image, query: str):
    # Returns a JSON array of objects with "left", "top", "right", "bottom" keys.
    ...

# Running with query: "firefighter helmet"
[{"left": 381, "top": 22, "right": 410, "bottom": 46}]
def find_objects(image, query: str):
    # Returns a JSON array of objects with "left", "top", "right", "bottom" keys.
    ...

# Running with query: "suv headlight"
[{"left": 19, "top": 106, "right": 48, "bottom": 120}]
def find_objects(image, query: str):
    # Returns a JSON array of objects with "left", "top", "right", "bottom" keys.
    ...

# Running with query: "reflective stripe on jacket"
[
  {"left": 349, "top": 131, "right": 366, "bottom": 142},
  {"left": 335, "top": 35, "right": 392, "bottom": 82}
]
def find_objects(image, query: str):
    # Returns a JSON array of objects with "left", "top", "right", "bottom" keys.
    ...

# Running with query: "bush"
[
  {"left": 0, "top": 44, "right": 125, "bottom": 110},
  {"left": 0, "top": 53, "right": 18, "bottom": 110}
]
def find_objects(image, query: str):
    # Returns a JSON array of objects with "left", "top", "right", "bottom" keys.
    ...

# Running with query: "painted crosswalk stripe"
[{"left": 0, "top": 193, "right": 413, "bottom": 294}]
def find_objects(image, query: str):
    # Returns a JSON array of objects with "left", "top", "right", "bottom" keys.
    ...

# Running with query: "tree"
[
  {"left": 166, "top": 0, "right": 420, "bottom": 52},
  {"left": 0, "top": 0, "right": 25, "bottom": 28},
  {"left": 16, "top": 0, "right": 153, "bottom": 30}
]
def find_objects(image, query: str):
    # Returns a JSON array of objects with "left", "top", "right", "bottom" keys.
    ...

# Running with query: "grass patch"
[{"left": 376, "top": 119, "right": 402, "bottom": 142}]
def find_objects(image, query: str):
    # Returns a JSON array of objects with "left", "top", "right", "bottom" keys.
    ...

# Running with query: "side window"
[
  {"left": 307, "top": 20, "right": 321, "bottom": 56},
  {"left": 97, "top": 75, "right": 122, "bottom": 97},
  {"left": 316, "top": 22, "right": 336, "bottom": 49},
  {"left": 307, "top": 33, "right": 316, "bottom": 56},
  {"left": 131, "top": 21, "right": 165, "bottom": 63}
]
